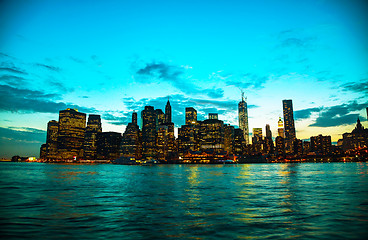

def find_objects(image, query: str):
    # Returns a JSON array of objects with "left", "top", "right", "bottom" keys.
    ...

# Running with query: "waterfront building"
[
  {"left": 198, "top": 114, "right": 225, "bottom": 152},
  {"left": 40, "top": 144, "right": 47, "bottom": 159},
  {"left": 278, "top": 117, "right": 285, "bottom": 137},
  {"left": 252, "top": 128, "right": 263, "bottom": 153},
  {"left": 293, "top": 139, "right": 304, "bottom": 156},
  {"left": 275, "top": 136, "right": 285, "bottom": 155},
  {"left": 342, "top": 118, "right": 368, "bottom": 152},
  {"left": 224, "top": 124, "right": 234, "bottom": 154},
  {"left": 185, "top": 107, "right": 197, "bottom": 125},
  {"left": 265, "top": 124, "right": 272, "bottom": 139},
  {"left": 156, "top": 125, "right": 169, "bottom": 161},
  {"left": 57, "top": 108, "right": 86, "bottom": 159},
  {"left": 45, "top": 120, "right": 59, "bottom": 159},
  {"left": 264, "top": 124, "right": 274, "bottom": 154},
  {"left": 165, "top": 99, "right": 172, "bottom": 123},
  {"left": 310, "top": 134, "right": 332, "bottom": 155},
  {"left": 120, "top": 112, "right": 142, "bottom": 159},
  {"left": 83, "top": 114, "right": 102, "bottom": 159},
  {"left": 238, "top": 92, "right": 249, "bottom": 145},
  {"left": 96, "top": 132, "right": 122, "bottom": 160},
  {"left": 283, "top": 100, "right": 296, "bottom": 153},
  {"left": 141, "top": 106, "right": 157, "bottom": 159},
  {"left": 233, "top": 128, "right": 245, "bottom": 155},
  {"left": 178, "top": 124, "right": 198, "bottom": 156},
  {"left": 303, "top": 141, "right": 310, "bottom": 155}
]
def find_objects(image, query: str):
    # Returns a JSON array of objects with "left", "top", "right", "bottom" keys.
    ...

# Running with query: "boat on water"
[
  {"left": 113, "top": 156, "right": 140, "bottom": 165},
  {"left": 141, "top": 159, "right": 159, "bottom": 165}
]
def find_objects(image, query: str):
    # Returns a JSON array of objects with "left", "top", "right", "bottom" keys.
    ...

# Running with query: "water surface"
[{"left": 1, "top": 162, "right": 367, "bottom": 239}]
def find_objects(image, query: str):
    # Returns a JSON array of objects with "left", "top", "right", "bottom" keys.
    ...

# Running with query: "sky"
[{"left": 0, "top": 0, "right": 367, "bottom": 158}]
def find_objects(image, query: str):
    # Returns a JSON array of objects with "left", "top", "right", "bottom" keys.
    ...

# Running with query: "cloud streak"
[
  {"left": 0, "top": 84, "right": 95, "bottom": 114},
  {"left": 135, "top": 61, "right": 224, "bottom": 98}
]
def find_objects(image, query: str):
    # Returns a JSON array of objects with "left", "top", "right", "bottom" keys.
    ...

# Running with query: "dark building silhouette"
[
  {"left": 83, "top": 114, "right": 102, "bottom": 159},
  {"left": 264, "top": 124, "right": 274, "bottom": 154},
  {"left": 310, "top": 134, "right": 331, "bottom": 155},
  {"left": 303, "top": 141, "right": 310, "bottom": 155},
  {"left": 342, "top": 118, "right": 368, "bottom": 151},
  {"left": 141, "top": 106, "right": 157, "bottom": 159},
  {"left": 185, "top": 107, "right": 197, "bottom": 125},
  {"left": 57, "top": 108, "right": 86, "bottom": 159},
  {"left": 224, "top": 124, "right": 234, "bottom": 154},
  {"left": 283, "top": 100, "right": 296, "bottom": 154},
  {"left": 45, "top": 120, "right": 59, "bottom": 159},
  {"left": 132, "top": 111, "right": 138, "bottom": 125},
  {"left": 233, "top": 128, "right": 245, "bottom": 155},
  {"left": 96, "top": 132, "right": 122, "bottom": 160},
  {"left": 275, "top": 136, "right": 285, "bottom": 155},
  {"left": 156, "top": 109, "right": 165, "bottom": 125},
  {"left": 165, "top": 99, "right": 172, "bottom": 123},
  {"left": 238, "top": 92, "right": 249, "bottom": 145},
  {"left": 120, "top": 112, "right": 142, "bottom": 159},
  {"left": 252, "top": 128, "right": 263, "bottom": 153}
]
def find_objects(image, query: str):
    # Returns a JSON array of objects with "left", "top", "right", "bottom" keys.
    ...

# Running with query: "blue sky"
[{"left": 0, "top": 0, "right": 367, "bottom": 158}]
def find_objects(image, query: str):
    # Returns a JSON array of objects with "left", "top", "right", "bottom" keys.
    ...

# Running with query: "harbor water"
[{"left": 0, "top": 162, "right": 367, "bottom": 239}]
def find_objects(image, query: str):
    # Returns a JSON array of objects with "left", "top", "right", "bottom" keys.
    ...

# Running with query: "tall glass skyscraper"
[
  {"left": 282, "top": 99, "right": 296, "bottom": 140},
  {"left": 238, "top": 92, "right": 249, "bottom": 145}
]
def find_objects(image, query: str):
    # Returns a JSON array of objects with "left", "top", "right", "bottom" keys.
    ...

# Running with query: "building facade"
[{"left": 238, "top": 92, "right": 249, "bottom": 145}]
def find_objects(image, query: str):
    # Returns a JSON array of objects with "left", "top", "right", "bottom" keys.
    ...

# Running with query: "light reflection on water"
[{"left": 0, "top": 162, "right": 368, "bottom": 239}]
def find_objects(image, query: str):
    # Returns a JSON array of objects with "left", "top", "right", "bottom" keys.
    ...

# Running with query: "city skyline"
[{"left": 1, "top": 0, "right": 368, "bottom": 158}]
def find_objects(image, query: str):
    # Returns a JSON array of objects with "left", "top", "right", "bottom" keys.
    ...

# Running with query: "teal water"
[{"left": 0, "top": 162, "right": 367, "bottom": 239}]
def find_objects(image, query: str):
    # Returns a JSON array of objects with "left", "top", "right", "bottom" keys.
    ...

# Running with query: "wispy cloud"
[
  {"left": 340, "top": 78, "right": 368, "bottom": 95},
  {"left": 36, "top": 63, "right": 61, "bottom": 72},
  {"left": 134, "top": 61, "right": 224, "bottom": 98}
]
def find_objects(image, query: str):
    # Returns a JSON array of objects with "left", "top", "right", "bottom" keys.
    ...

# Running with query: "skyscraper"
[
  {"left": 278, "top": 117, "right": 284, "bottom": 137},
  {"left": 165, "top": 98, "right": 172, "bottom": 123},
  {"left": 44, "top": 120, "right": 58, "bottom": 159},
  {"left": 141, "top": 106, "right": 157, "bottom": 159},
  {"left": 57, "top": 108, "right": 86, "bottom": 159},
  {"left": 83, "top": 114, "right": 102, "bottom": 159},
  {"left": 120, "top": 112, "right": 142, "bottom": 159},
  {"left": 156, "top": 109, "right": 165, "bottom": 125},
  {"left": 185, "top": 107, "right": 197, "bottom": 125},
  {"left": 265, "top": 124, "right": 272, "bottom": 139},
  {"left": 282, "top": 100, "right": 296, "bottom": 140},
  {"left": 238, "top": 92, "right": 249, "bottom": 145},
  {"left": 132, "top": 111, "right": 138, "bottom": 125},
  {"left": 283, "top": 100, "right": 296, "bottom": 154}
]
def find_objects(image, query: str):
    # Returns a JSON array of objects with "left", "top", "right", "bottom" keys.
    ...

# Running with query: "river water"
[{"left": 0, "top": 162, "right": 367, "bottom": 239}]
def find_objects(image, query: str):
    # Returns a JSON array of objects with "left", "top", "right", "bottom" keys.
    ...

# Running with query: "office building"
[
  {"left": 96, "top": 132, "right": 122, "bottom": 160},
  {"left": 185, "top": 107, "right": 197, "bottom": 125},
  {"left": 238, "top": 92, "right": 249, "bottom": 145},
  {"left": 46, "top": 120, "right": 59, "bottom": 159},
  {"left": 57, "top": 108, "right": 86, "bottom": 159},
  {"left": 83, "top": 114, "right": 102, "bottom": 159},
  {"left": 141, "top": 106, "right": 157, "bottom": 159},
  {"left": 278, "top": 117, "right": 285, "bottom": 137},
  {"left": 120, "top": 112, "right": 142, "bottom": 159},
  {"left": 310, "top": 134, "right": 332, "bottom": 155},
  {"left": 283, "top": 100, "right": 296, "bottom": 153}
]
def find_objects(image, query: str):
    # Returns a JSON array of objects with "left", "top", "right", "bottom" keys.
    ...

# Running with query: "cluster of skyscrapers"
[{"left": 40, "top": 96, "right": 368, "bottom": 162}]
